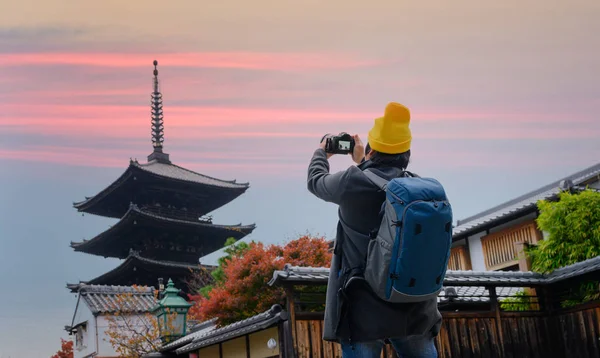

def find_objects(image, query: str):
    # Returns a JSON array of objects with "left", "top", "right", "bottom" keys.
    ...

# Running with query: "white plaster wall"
[
  {"left": 96, "top": 316, "right": 120, "bottom": 357},
  {"left": 467, "top": 231, "right": 487, "bottom": 271},
  {"left": 73, "top": 302, "right": 96, "bottom": 358},
  {"left": 467, "top": 213, "right": 540, "bottom": 271},
  {"left": 590, "top": 180, "right": 600, "bottom": 190},
  {"left": 96, "top": 314, "right": 153, "bottom": 357}
]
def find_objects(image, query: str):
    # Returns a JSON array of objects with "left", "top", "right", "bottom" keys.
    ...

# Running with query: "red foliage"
[
  {"left": 189, "top": 235, "right": 331, "bottom": 326},
  {"left": 50, "top": 338, "right": 73, "bottom": 358}
]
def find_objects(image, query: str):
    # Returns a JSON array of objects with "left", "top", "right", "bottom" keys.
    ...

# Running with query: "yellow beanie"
[{"left": 368, "top": 102, "right": 412, "bottom": 154}]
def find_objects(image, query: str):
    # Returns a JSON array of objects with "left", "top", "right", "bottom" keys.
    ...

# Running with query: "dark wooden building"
[{"left": 67, "top": 61, "right": 255, "bottom": 293}]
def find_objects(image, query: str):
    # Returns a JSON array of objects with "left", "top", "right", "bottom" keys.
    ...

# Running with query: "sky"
[{"left": 0, "top": 0, "right": 599, "bottom": 356}]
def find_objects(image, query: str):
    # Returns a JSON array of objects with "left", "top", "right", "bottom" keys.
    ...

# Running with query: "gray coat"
[{"left": 307, "top": 148, "right": 442, "bottom": 343}]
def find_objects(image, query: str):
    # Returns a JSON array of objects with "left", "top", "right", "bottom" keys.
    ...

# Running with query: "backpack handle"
[
  {"left": 363, "top": 169, "right": 420, "bottom": 191},
  {"left": 363, "top": 170, "right": 390, "bottom": 191}
]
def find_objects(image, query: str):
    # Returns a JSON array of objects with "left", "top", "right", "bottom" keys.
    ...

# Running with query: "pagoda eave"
[
  {"left": 70, "top": 204, "right": 256, "bottom": 260},
  {"left": 74, "top": 160, "right": 250, "bottom": 219},
  {"left": 68, "top": 250, "right": 213, "bottom": 293}
]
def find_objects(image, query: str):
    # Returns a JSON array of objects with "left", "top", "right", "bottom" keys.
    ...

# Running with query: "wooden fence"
[{"left": 289, "top": 302, "right": 600, "bottom": 358}]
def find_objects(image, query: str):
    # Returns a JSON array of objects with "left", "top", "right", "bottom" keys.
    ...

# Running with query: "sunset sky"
[{"left": 1, "top": 0, "right": 599, "bottom": 356}]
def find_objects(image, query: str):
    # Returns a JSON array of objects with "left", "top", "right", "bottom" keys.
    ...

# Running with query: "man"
[{"left": 307, "top": 102, "right": 441, "bottom": 358}]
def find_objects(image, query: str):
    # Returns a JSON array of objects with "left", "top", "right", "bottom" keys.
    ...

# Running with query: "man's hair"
[{"left": 366, "top": 142, "right": 411, "bottom": 170}]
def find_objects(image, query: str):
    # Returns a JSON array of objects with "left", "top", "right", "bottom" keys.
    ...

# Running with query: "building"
[
  {"left": 65, "top": 285, "right": 157, "bottom": 358},
  {"left": 151, "top": 304, "right": 290, "bottom": 358},
  {"left": 448, "top": 162, "right": 600, "bottom": 272},
  {"left": 67, "top": 61, "right": 256, "bottom": 292}
]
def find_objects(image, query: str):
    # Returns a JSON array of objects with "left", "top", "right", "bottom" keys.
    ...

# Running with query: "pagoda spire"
[{"left": 148, "top": 60, "right": 171, "bottom": 163}]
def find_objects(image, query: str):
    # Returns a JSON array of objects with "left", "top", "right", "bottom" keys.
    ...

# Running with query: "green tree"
[
  {"left": 527, "top": 189, "right": 600, "bottom": 273},
  {"left": 526, "top": 188, "right": 600, "bottom": 307},
  {"left": 502, "top": 189, "right": 600, "bottom": 311}
]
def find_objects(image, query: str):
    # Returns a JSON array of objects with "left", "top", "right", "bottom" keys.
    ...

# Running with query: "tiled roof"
[
  {"left": 439, "top": 286, "right": 523, "bottom": 303},
  {"left": 268, "top": 265, "right": 330, "bottom": 286},
  {"left": 133, "top": 160, "right": 248, "bottom": 189},
  {"left": 546, "top": 255, "right": 600, "bottom": 284},
  {"left": 78, "top": 284, "right": 157, "bottom": 314},
  {"left": 443, "top": 270, "right": 545, "bottom": 286},
  {"left": 452, "top": 162, "right": 600, "bottom": 238},
  {"left": 70, "top": 204, "right": 255, "bottom": 257},
  {"left": 73, "top": 159, "right": 250, "bottom": 214},
  {"left": 137, "top": 205, "right": 256, "bottom": 233},
  {"left": 160, "top": 318, "right": 217, "bottom": 352},
  {"left": 126, "top": 249, "right": 212, "bottom": 270},
  {"left": 66, "top": 250, "right": 207, "bottom": 293},
  {"left": 174, "top": 305, "right": 288, "bottom": 354},
  {"left": 270, "top": 255, "right": 600, "bottom": 288}
]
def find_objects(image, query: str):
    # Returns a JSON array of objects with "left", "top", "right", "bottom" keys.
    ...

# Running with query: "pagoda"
[{"left": 67, "top": 61, "right": 255, "bottom": 293}]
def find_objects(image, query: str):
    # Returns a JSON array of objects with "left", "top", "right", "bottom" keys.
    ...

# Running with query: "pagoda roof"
[
  {"left": 73, "top": 159, "right": 250, "bottom": 218},
  {"left": 67, "top": 250, "right": 213, "bottom": 293},
  {"left": 132, "top": 160, "right": 249, "bottom": 188},
  {"left": 70, "top": 204, "right": 255, "bottom": 260}
]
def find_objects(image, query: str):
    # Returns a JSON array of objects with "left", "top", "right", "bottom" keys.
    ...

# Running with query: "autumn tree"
[
  {"left": 197, "top": 237, "right": 250, "bottom": 298},
  {"left": 50, "top": 338, "right": 73, "bottom": 358},
  {"left": 188, "top": 235, "right": 331, "bottom": 326},
  {"left": 104, "top": 285, "right": 179, "bottom": 358}
]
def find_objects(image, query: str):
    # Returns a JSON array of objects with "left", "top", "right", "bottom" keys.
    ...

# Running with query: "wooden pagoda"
[{"left": 67, "top": 61, "right": 255, "bottom": 293}]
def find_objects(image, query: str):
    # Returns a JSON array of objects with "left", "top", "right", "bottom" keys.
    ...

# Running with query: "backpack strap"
[{"left": 363, "top": 169, "right": 390, "bottom": 191}]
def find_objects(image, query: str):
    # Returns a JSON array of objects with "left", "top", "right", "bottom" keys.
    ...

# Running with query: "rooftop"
[
  {"left": 452, "top": 162, "right": 600, "bottom": 239},
  {"left": 70, "top": 203, "right": 255, "bottom": 260},
  {"left": 66, "top": 250, "right": 210, "bottom": 293},
  {"left": 269, "top": 255, "right": 600, "bottom": 288},
  {"left": 173, "top": 304, "right": 288, "bottom": 354},
  {"left": 77, "top": 284, "right": 156, "bottom": 315},
  {"left": 133, "top": 160, "right": 249, "bottom": 189},
  {"left": 160, "top": 318, "right": 218, "bottom": 352},
  {"left": 73, "top": 159, "right": 250, "bottom": 219}
]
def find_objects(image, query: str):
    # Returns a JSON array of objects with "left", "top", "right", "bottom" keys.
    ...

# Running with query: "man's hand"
[
  {"left": 351, "top": 134, "right": 365, "bottom": 164},
  {"left": 319, "top": 134, "right": 334, "bottom": 159}
]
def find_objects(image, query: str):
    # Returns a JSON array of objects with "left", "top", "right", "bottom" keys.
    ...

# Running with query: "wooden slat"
[
  {"left": 287, "top": 300, "right": 600, "bottom": 358},
  {"left": 481, "top": 221, "right": 542, "bottom": 271},
  {"left": 467, "top": 318, "right": 480, "bottom": 357},
  {"left": 585, "top": 309, "right": 599, "bottom": 357},
  {"left": 458, "top": 318, "right": 473, "bottom": 358},
  {"left": 332, "top": 341, "right": 342, "bottom": 358},
  {"left": 435, "top": 320, "right": 452, "bottom": 358},
  {"left": 309, "top": 320, "right": 322, "bottom": 358},
  {"left": 295, "top": 320, "right": 310, "bottom": 358},
  {"left": 448, "top": 246, "right": 472, "bottom": 271}
]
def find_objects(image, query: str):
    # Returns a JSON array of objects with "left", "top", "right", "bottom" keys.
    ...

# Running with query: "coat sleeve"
[{"left": 307, "top": 149, "right": 350, "bottom": 204}]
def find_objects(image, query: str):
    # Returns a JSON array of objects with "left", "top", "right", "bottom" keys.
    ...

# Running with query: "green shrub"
[{"left": 526, "top": 189, "right": 600, "bottom": 307}]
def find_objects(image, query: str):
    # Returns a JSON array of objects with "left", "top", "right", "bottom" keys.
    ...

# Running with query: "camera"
[{"left": 322, "top": 132, "right": 355, "bottom": 155}]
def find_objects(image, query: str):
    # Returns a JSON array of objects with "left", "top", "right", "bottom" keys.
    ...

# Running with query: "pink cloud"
[
  {"left": 0, "top": 52, "right": 387, "bottom": 71},
  {"left": 0, "top": 145, "right": 308, "bottom": 176},
  {"left": 4, "top": 103, "right": 587, "bottom": 131},
  {"left": 2, "top": 104, "right": 596, "bottom": 141},
  {"left": 0, "top": 144, "right": 587, "bottom": 174}
]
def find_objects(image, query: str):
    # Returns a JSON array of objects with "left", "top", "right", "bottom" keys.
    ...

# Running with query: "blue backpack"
[{"left": 361, "top": 169, "right": 453, "bottom": 303}]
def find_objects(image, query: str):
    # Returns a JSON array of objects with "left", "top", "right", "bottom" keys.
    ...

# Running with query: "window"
[
  {"left": 481, "top": 221, "right": 542, "bottom": 271},
  {"left": 75, "top": 324, "right": 87, "bottom": 351}
]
